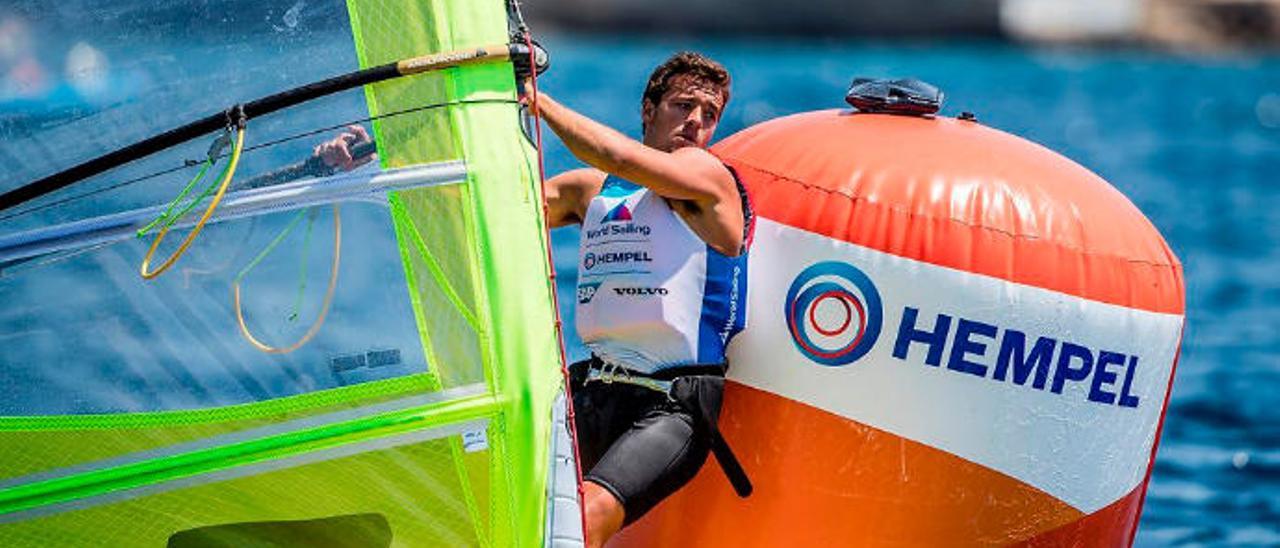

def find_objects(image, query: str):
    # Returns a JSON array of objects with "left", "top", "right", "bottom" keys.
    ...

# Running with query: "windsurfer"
[{"left": 524, "top": 51, "right": 751, "bottom": 546}]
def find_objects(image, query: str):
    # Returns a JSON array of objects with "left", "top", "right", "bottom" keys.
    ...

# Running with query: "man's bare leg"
[{"left": 583, "top": 480, "right": 625, "bottom": 548}]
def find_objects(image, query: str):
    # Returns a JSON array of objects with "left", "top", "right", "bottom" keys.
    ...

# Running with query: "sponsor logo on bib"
[{"left": 612, "top": 286, "right": 669, "bottom": 296}]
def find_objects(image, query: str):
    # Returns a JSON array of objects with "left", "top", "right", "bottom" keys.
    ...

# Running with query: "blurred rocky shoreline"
[{"left": 526, "top": 0, "right": 1280, "bottom": 50}]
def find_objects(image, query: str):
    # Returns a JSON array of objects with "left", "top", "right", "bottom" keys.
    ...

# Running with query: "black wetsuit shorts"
[{"left": 569, "top": 360, "right": 712, "bottom": 524}]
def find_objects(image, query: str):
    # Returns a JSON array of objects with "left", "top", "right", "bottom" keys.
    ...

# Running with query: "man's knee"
[{"left": 583, "top": 480, "right": 625, "bottom": 548}]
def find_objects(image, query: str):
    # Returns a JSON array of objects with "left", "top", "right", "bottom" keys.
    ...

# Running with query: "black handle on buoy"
[{"left": 845, "top": 77, "right": 943, "bottom": 116}]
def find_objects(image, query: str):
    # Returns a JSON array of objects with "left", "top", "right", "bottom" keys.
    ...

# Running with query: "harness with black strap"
[{"left": 572, "top": 356, "right": 754, "bottom": 498}]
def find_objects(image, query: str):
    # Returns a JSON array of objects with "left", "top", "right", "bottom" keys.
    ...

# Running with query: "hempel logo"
[
  {"left": 583, "top": 251, "right": 653, "bottom": 270},
  {"left": 784, "top": 261, "right": 884, "bottom": 366},
  {"left": 784, "top": 261, "right": 1144, "bottom": 409}
]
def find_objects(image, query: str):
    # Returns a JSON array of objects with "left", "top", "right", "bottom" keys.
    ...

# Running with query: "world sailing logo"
[
  {"left": 784, "top": 261, "right": 883, "bottom": 367},
  {"left": 601, "top": 202, "right": 633, "bottom": 223}
]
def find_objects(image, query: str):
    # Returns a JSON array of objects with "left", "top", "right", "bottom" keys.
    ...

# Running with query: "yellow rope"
[
  {"left": 140, "top": 127, "right": 245, "bottom": 280},
  {"left": 232, "top": 204, "right": 341, "bottom": 354}
]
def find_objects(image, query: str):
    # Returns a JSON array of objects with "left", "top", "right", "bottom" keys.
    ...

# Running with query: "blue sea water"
[
  {"left": 1, "top": 2, "right": 1278, "bottom": 544},
  {"left": 537, "top": 35, "right": 1280, "bottom": 546}
]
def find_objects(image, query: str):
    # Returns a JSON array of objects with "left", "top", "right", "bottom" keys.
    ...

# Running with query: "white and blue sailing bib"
[{"left": 574, "top": 175, "right": 749, "bottom": 374}]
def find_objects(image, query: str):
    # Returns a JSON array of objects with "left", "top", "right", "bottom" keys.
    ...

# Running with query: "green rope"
[
  {"left": 135, "top": 160, "right": 212, "bottom": 238},
  {"left": 289, "top": 209, "right": 317, "bottom": 321},
  {"left": 137, "top": 132, "right": 234, "bottom": 238},
  {"left": 233, "top": 209, "right": 308, "bottom": 285},
  {"left": 234, "top": 207, "right": 323, "bottom": 324}
]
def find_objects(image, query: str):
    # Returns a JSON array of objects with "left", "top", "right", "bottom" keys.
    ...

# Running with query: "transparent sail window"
[{"left": 0, "top": 178, "right": 443, "bottom": 415}]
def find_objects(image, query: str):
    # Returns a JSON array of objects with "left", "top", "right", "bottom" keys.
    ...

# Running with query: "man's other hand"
[{"left": 314, "top": 125, "right": 373, "bottom": 172}]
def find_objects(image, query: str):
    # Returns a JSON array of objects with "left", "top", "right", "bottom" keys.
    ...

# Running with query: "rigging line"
[
  {"left": 0, "top": 98, "right": 517, "bottom": 225},
  {"left": 0, "top": 42, "right": 542, "bottom": 214},
  {"left": 140, "top": 120, "right": 246, "bottom": 280},
  {"left": 0, "top": 164, "right": 189, "bottom": 225},
  {"left": 179, "top": 214, "right": 262, "bottom": 289},
  {"left": 135, "top": 158, "right": 216, "bottom": 238},
  {"left": 0, "top": 241, "right": 113, "bottom": 279},
  {"left": 137, "top": 131, "right": 233, "bottom": 238},
  {"left": 290, "top": 208, "right": 317, "bottom": 321},
  {"left": 232, "top": 208, "right": 309, "bottom": 286},
  {"left": 238, "top": 98, "right": 516, "bottom": 156},
  {"left": 516, "top": 22, "right": 590, "bottom": 538},
  {"left": 233, "top": 204, "right": 341, "bottom": 355},
  {"left": 511, "top": 0, "right": 532, "bottom": 31}
]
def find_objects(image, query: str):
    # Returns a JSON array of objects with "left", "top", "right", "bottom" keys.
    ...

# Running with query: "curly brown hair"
[{"left": 642, "top": 51, "right": 732, "bottom": 112}]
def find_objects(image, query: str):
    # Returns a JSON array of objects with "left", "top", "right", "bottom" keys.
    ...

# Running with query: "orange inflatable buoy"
[{"left": 617, "top": 84, "right": 1184, "bottom": 546}]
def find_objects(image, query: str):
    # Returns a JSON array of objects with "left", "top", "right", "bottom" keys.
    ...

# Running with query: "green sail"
[
  {"left": 0, "top": 0, "right": 564, "bottom": 545},
  {"left": 346, "top": 0, "right": 565, "bottom": 543}
]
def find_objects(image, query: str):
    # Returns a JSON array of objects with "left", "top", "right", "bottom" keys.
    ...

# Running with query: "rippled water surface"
[{"left": 2, "top": 2, "right": 1277, "bottom": 544}]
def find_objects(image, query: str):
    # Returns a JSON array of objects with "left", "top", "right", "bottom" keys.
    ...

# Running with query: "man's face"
[{"left": 641, "top": 74, "right": 726, "bottom": 152}]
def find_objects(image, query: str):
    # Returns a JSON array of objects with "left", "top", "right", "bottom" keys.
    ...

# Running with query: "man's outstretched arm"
[{"left": 529, "top": 90, "right": 736, "bottom": 205}]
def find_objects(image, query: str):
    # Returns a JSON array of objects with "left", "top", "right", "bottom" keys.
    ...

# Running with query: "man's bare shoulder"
[
  {"left": 557, "top": 167, "right": 608, "bottom": 189},
  {"left": 545, "top": 168, "right": 608, "bottom": 227},
  {"left": 550, "top": 168, "right": 608, "bottom": 200}
]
